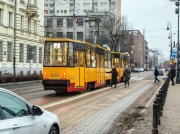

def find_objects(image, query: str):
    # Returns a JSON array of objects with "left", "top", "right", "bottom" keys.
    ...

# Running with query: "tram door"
[
  {"left": 96, "top": 54, "right": 104, "bottom": 84},
  {"left": 74, "top": 51, "right": 85, "bottom": 87},
  {"left": 114, "top": 58, "right": 120, "bottom": 80},
  {"left": 96, "top": 54, "right": 100, "bottom": 84},
  {"left": 100, "top": 55, "right": 105, "bottom": 84}
]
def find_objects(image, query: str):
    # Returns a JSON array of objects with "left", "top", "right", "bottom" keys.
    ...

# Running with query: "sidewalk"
[
  {"left": 158, "top": 83, "right": 180, "bottom": 134},
  {"left": 131, "top": 80, "right": 180, "bottom": 134}
]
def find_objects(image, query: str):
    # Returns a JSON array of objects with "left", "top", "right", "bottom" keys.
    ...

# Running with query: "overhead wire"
[{"left": 129, "top": 3, "right": 174, "bottom": 24}]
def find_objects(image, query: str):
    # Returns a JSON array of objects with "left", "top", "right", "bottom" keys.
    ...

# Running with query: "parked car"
[
  {"left": 133, "top": 68, "right": 139, "bottom": 72},
  {"left": 139, "top": 68, "right": 144, "bottom": 72},
  {"left": 158, "top": 69, "right": 164, "bottom": 76},
  {"left": 151, "top": 68, "right": 155, "bottom": 71},
  {"left": 0, "top": 88, "right": 60, "bottom": 134}
]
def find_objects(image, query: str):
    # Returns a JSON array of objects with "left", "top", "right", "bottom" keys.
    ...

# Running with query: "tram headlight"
[
  {"left": 43, "top": 72, "right": 47, "bottom": 79},
  {"left": 63, "top": 73, "right": 66, "bottom": 79}
]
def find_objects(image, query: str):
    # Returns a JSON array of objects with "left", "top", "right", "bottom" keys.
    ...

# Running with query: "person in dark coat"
[
  {"left": 123, "top": 66, "right": 131, "bottom": 87},
  {"left": 154, "top": 67, "right": 160, "bottom": 83},
  {"left": 170, "top": 65, "right": 176, "bottom": 85},
  {"left": 106, "top": 66, "right": 118, "bottom": 88}
]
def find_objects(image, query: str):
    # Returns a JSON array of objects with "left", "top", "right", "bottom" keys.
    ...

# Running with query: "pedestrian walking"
[
  {"left": 170, "top": 65, "right": 176, "bottom": 85},
  {"left": 123, "top": 66, "right": 131, "bottom": 87},
  {"left": 154, "top": 67, "right": 160, "bottom": 83},
  {"left": 106, "top": 66, "right": 118, "bottom": 88}
]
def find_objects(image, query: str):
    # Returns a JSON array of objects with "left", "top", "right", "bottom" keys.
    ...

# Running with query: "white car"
[
  {"left": 139, "top": 68, "right": 144, "bottom": 72},
  {"left": 0, "top": 87, "right": 60, "bottom": 134}
]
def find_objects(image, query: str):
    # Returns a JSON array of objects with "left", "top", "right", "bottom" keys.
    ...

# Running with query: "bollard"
[
  {"left": 152, "top": 103, "right": 158, "bottom": 134},
  {"left": 159, "top": 92, "right": 164, "bottom": 113},
  {"left": 154, "top": 99, "right": 160, "bottom": 125},
  {"left": 157, "top": 94, "right": 162, "bottom": 117}
]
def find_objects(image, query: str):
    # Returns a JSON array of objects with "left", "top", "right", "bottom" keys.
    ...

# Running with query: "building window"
[
  {"left": 0, "top": 9, "right": 3, "bottom": 25},
  {"left": 47, "top": 19, "right": 53, "bottom": 27},
  {"left": 77, "top": 18, "right": 83, "bottom": 25},
  {"left": 20, "top": 15, "right": 24, "bottom": 30},
  {"left": 83, "top": 9, "right": 86, "bottom": 13},
  {"left": 0, "top": 41, "right": 2, "bottom": 61},
  {"left": 34, "top": 20, "right": 37, "bottom": 33},
  {"left": 57, "top": 19, "right": 63, "bottom": 27},
  {"left": 61, "top": 10, "right": 63, "bottom": 13},
  {"left": 8, "top": 12, "right": 13, "bottom": 27},
  {"left": 67, "top": 32, "right": 73, "bottom": 39},
  {"left": 7, "top": 42, "right": 12, "bottom": 61},
  {"left": 28, "top": 18, "right": 31, "bottom": 32},
  {"left": 46, "top": 32, "right": 51, "bottom": 37},
  {"left": 27, "top": 46, "right": 36, "bottom": 63},
  {"left": 100, "top": 2, "right": 103, "bottom": 6},
  {"left": 67, "top": 19, "right": 73, "bottom": 27},
  {"left": 77, "top": 32, "right": 83, "bottom": 40},
  {"left": 64, "top": 10, "right": 67, "bottom": 14},
  {"left": 39, "top": 47, "right": 42, "bottom": 63},
  {"left": 50, "top": 11, "right": 54, "bottom": 14},
  {"left": 57, "top": 10, "right": 59, "bottom": 14},
  {"left": 19, "top": 44, "right": 24, "bottom": 62},
  {"left": 57, "top": 32, "right": 63, "bottom": 38}
]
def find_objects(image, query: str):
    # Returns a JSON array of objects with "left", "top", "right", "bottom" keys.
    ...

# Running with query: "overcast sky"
[{"left": 121, "top": 0, "right": 178, "bottom": 59}]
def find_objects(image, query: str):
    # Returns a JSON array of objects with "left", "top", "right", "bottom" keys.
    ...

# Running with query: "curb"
[{"left": 0, "top": 80, "right": 42, "bottom": 86}]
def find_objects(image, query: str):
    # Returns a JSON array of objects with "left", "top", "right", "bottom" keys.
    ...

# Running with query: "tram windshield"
[{"left": 44, "top": 42, "right": 74, "bottom": 66}]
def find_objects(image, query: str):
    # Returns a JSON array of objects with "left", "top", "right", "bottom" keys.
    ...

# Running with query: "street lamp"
[
  {"left": 175, "top": 0, "right": 180, "bottom": 83},
  {"left": 166, "top": 21, "right": 173, "bottom": 54}
]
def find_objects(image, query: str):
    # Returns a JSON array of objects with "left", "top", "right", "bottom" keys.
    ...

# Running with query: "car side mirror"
[{"left": 32, "top": 105, "right": 43, "bottom": 116}]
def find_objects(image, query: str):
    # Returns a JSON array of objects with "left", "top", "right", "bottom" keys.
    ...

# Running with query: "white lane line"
[
  {"left": 108, "top": 96, "right": 118, "bottom": 101},
  {"left": 42, "top": 78, "right": 143, "bottom": 109}
]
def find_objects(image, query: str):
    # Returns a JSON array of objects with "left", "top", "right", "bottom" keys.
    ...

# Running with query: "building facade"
[
  {"left": 44, "top": 0, "right": 121, "bottom": 20},
  {"left": 0, "top": 0, "right": 44, "bottom": 75},
  {"left": 131, "top": 30, "right": 145, "bottom": 68},
  {"left": 44, "top": 11, "right": 115, "bottom": 44},
  {"left": 120, "top": 30, "right": 147, "bottom": 68}
]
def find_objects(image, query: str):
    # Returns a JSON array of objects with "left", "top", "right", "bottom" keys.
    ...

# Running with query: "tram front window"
[{"left": 44, "top": 42, "right": 69, "bottom": 66}]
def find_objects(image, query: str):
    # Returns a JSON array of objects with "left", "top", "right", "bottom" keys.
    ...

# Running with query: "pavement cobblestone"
[{"left": 132, "top": 81, "right": 180, "bottom": 134}]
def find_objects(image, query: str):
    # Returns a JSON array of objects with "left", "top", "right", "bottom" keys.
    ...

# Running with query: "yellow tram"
[{"left": 42, "top": 38, "right": 130, "bottom": 93}]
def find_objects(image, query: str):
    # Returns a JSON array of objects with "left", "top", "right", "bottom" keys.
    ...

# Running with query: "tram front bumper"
[{"left": 42, "top": 79, "right": 70, "bottom": 90}]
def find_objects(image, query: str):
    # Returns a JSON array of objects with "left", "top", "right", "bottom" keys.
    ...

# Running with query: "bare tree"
[{"left": 101, "top": 15, "right": 131, "bottom": 52}]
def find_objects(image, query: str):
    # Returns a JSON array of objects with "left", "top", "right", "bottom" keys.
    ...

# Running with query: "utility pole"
[
  {"left": 175, "top": 0, "right": 180, "bottom": 83},
  {"left": 166, "top": 21, "right": 173, "bottom": 54},
  {"left": 13, "top": 0, "right": 17, "bottom": 81},
  {"left": 73, "top": 0, "right": 76, "bottom": 40}
]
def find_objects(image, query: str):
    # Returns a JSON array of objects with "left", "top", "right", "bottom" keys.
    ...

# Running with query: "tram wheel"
[{"left": 86, "top": 83, "right": 92, "bottom": 92}]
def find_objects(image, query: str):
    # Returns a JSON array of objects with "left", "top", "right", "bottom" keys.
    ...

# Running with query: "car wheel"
[{"left": 49, "top": 126, "right": 58, "bottom": 134}]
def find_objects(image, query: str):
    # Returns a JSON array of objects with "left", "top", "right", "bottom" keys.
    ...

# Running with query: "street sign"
[
  {"left": 172, "top": 47, "right": 177, "bottom": 53},
  {"left": 170, "top": 52, "right": 177, "bottom": 59},
  {"left": 170, "top": 59, "right": 174, "bottom": 64}
]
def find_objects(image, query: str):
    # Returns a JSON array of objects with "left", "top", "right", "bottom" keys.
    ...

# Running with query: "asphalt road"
[{"left": 0, "top": 71, "right": 166, "bottom": 133}]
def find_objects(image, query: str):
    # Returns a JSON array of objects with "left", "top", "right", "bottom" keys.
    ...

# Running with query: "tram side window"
[
  {"left": 44, "top": 43, "right": 50, "bottom": 66},
  {"left": 86, "top": 46, "right": 91, "bottom": 67},
  {"left": 105, "top": 51, "right": 108, "bottom": 68},
  {"left": 79, "top": 52, "right": 84, "bottom": 67},
  {"left": 107, "top": 52, "right": 111, "bottom": 68},
  {"left": 92, "top": 47, "right": 96, "bottom": 67},
  {"left": 74, "top": 51, "right": 79, "bottom": 67},
  {"left": 111, "top": 55, "right": 115, "bottom": 66},
  {"left": 68, "top": 42, "right": 74, "bottom": 66},
  {"left": 121, "top": 55, "right": 124, "bottom": 68},
  {"left": 50, "top": 42, "right": 68, "bottom": 66}
]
